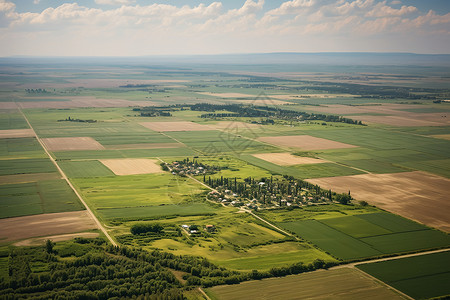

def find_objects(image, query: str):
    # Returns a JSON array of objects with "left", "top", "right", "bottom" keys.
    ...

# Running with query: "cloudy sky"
[{"left": 0, "top": 0, "right": 449, "bottom": 56}]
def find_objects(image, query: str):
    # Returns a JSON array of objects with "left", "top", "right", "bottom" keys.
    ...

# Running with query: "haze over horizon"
[{"left": 0, "top": 0, "right": 449, "bottom": 57}]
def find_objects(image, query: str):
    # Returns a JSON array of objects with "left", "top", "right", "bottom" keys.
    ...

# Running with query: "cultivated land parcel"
[{"left": 0, "top": 54, "right": 449, "bottom": 299}]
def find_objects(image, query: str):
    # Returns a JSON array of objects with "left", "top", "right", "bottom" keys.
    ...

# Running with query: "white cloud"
[
  {"left": 0, "top": 0, "right": 448, "bottom": 56},
  {"left": 95, "top": 0, "right": 136, "bottom": 5},
  {"left": 366, "top": 1, "right": 417, "bottom": 17}
]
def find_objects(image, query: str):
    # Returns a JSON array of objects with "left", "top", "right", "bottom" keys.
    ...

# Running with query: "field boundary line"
[
  {"left": 243, "top": 209, "right": 299, "bottom": 239},
  {"left": 19, "top": 108, "right": 117, "bottom": 247},
  {"left": 351, "top": 248, "right": 450, "bottom": 267},
  {"left": 353, "top": 266, "right": 413, "bottom": 300},
  {"left": 198, "top": 287, "right": 212, "bottom": 300}
]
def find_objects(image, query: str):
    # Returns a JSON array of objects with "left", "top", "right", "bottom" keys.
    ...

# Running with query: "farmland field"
[
  {"left": 0, "top": 180, "right": 85, "bottom": 218},
  {"left": 72, "top": 173, "right": 207, "bottom": 216},
  {"left": 0, "top": 137, "right": 47, "bottom": 159},
  {"left": 277, "top": 212, "right": 450, "bottom": 260},
  {"left": 206, "top": 268, "right": 406, "bottom": 300},
  {"left": 0, "top": 158, "right": 56, "bottom": 176},
  {"left": 0, "top": 54, "right": 450, "bottom": 298},
  {"left": 99, "top": 158, "right": 163, "bottom": 175},
  {"left": 0, "top": 211, "right": 97, "bottom": 243},
  {"left": 357, "top": 251, "right": 450, "bottom": 299},
  {"left": 307, "top": 171, "right": 450, "bottom": 231}
]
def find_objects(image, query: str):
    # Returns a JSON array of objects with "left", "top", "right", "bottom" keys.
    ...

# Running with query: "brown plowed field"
[
  {"left": 41, "top": 137, "right": 105, "bottom": 151},
  {"left": 258, "top": 135, "right": 357, "bottom": 150},
  {"left": 99, "top": 158, "right": 163, "bottom": 175},
  {"left": 0, "top": 129, "right": 35, "bottom": 138},
  {"left": 307, "top": 171, "right": 450, "bottom": 232},
  {"left": 140, "top": 121, "right": 212, "bottom": 132},
  {"left": 0, "top": 211, "right": 97, "bottom": 242},
  {"left": 252, "top": 153, "right": 325, "bottom": 166}
]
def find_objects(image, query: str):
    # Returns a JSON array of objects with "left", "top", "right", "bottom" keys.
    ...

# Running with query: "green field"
[
  {"left": 143, "top": 211, "right": 336, "bottom": 271},
  {"left": 278, "top": 212, "right": 450, "bottom": 260},
  {"left": 58, "top": 160, "right": 115, "bottom": 178},
  {"left": 240, "top": 124, "right": 450, "bottom": 177},
  {"left": 0, "top": 180, "right": 84, "bottom": 218},
  {"left": 0, "top": 138, "right": 47, "bottom": 159},
  {"left": 216, "top": 245, "right": 334, "bottom": 271},
  {"left": 98, "top": 202, "right": 217, "bottom": 220},
  {"left": 206, "top": 268, "right": 406, "bottom": 300},
  {"left": 0, "top": 158, "right": 56, "bottom": 175},
  {"left": 165, "top": 130, "right": 276, "bottom": 155},
  {"left": 357, "top": 251, "right": 450, "bottom": 299},
  {"left": 0, "top": 111, "right": 29, "bottom": 130},
  {"left": 73, "top": 173, "right": 207, "bottom": 212}
]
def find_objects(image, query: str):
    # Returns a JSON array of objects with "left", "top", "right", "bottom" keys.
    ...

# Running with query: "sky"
[{"left": 0, "top": 0, "right": 449, "bottom": 56}]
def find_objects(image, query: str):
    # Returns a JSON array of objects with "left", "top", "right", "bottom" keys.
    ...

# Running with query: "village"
[{"left": 204, "top": 175, "right": 340, "bottom": 210}]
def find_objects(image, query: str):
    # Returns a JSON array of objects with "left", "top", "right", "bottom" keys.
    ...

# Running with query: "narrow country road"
[{"left": 19, "top": 108, "right": 117, "bottom": 247}]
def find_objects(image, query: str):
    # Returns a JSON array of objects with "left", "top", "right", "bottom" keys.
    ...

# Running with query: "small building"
[{"left": 205, "top": 225, "right": 216, "bottom": 233}]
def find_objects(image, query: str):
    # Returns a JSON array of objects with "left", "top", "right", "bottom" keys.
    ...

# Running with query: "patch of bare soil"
[
  {"left": 41, "top": 137, "right": 105, "bottom": 151},
  {"left": 0, "top": 211, "right": 97, "bottom": 242},
  {"left": 307, "top": 171, "right": 450, "bottom": 232}
]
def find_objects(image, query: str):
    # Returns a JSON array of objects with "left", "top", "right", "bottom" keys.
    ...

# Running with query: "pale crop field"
[
  {"left": 41, "top": 137, "right": 105, "bottom": 151},
  {"left": 99, "top": 158, "right": 163, "bottom": 175},
  {"left": 0, "top": 129, "right": 34, "bottom": 138}
]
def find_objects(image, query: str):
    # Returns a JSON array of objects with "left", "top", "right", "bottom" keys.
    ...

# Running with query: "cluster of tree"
[
  {"left": 307, "top": 81, "right": 443, "bottom": 100},
  {"left": 0, "top": 239, "right": 231, "bottom": 299},
  {"left": 133, "top": 107, "right": 173, "bottom": 117},
  {"left": 0, "top": 236, "right": 343, "bottom": 298},
  {"left": 203, "top": 175, "right": 351, "bottom": 206},
  {"left": 130, "top": 223, "right": 164, "bottom": 235},
  {"left": 189, "top": 103, "right": 364, "bottom": 125},
  {"left": 57, "top": 116, "right": 97, "bottom": 123},
  {"left": 165, "top": 157, "right": 226, "bottom": 176},
  {"left": 25, "top": 88, "right": 48, "bottom": 94}
]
